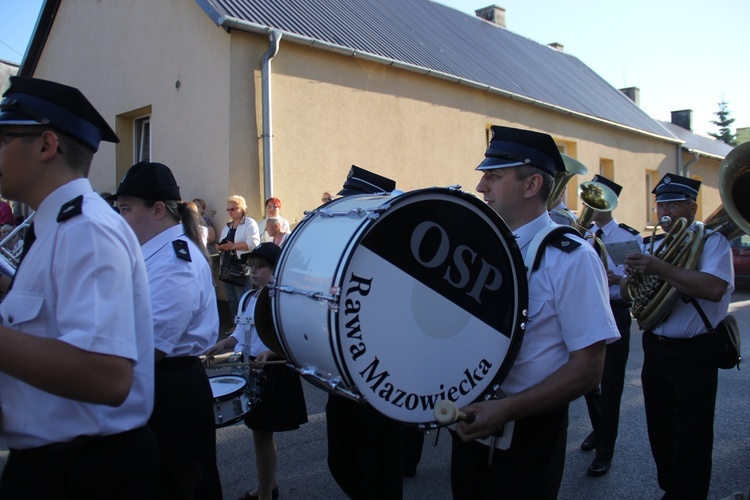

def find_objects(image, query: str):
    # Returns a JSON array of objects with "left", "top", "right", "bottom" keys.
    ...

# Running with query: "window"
[
  {"left": 116, "top": 105, "right": 152, "bottom": 181},
  {"left": 134, "top": 115, "right": 151, "bottom": 163},
  {"left": 599, "top": 158, "right": 614, "bottom": 180}
]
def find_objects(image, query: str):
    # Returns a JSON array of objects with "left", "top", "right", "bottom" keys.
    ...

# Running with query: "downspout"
[
  {"left": 683, "top": 150, "right": 699, "bottom": 177},
  {"left": 261, "top": 29, "right": 282, "bottom": 200}
]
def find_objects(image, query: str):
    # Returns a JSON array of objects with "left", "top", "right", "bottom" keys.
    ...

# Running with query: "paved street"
[{"left": 1, "top": 282, "right": 749, "bottom": 498}]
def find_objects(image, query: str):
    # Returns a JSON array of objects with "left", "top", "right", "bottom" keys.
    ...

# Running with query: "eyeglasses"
[
  {"left": 652, "top": 201, "right": 692, "bottom": 213},
  {"left": 226, "top": 207, "right": 239, "bottom": 212},
  {"left": 322, "top": 197, "right": 333, "bottom": 203},
  {"left": 266, "top": 205, "right": 279, "bottom": 210}
]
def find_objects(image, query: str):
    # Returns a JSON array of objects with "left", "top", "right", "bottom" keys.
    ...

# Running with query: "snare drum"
[
  {"left": 208, "top": 375, "right": 252, "bottom": 427},
  {"left": 271, "top": 187, "right": 528, "bottom": 426}
]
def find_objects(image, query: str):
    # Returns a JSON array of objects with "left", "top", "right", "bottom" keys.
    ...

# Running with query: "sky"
[{"left": 1, "top": 0, "right": 747, "bottom": 138}]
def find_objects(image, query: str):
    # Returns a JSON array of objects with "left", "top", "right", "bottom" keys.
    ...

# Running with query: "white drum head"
[
  {"left": 333, "top": 189, "right": 527, "bottom": 424},
  {"left": 209, "top": 375, "right": 247, "bottom": 399}
]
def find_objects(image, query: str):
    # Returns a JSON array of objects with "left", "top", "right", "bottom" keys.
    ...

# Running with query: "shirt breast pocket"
[{"left": 0, "top": 292, "right": 46, "bottom": 335}]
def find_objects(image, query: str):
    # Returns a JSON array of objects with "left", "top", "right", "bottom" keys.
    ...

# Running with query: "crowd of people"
[{"left": 0, "top": 75, "right": 739, "bottom": 500}]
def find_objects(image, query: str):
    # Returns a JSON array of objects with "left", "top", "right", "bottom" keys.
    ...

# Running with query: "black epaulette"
[
  {"left": 550, "top": 233, "right": 582, "bottom": 253},
  {"left": 57, "top": 195, "right": 84, "bottom": 222},
  {"left": 618, "top": 223, "right": 640, "bottom": 236},
  {"left": 172, "top": 240, "right": 192, "bottom": 262},
  {"left": 531, "top": 226, "right": 581, "bottom": 272}
]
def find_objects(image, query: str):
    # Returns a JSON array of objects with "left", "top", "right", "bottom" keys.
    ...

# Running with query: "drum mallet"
[
  {"left": 433, "top": 400, "right": 476, "bottom": 425},
  {"left": 434, "top": 400, "right": 505, "bottom": 465}
]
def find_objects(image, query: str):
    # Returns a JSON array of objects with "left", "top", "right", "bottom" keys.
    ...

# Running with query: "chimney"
[
  {"left": 475, "top": 5, "right": 506, "bottom": 28},
  {"left": 548, "top": 42, "right": 564, "bottom": 52},
  {"left": 671, "top": 109, "right": 693, "bottom": 132},
  {"left": 619, "top": 87, "right": 640, "bottom": 106}
]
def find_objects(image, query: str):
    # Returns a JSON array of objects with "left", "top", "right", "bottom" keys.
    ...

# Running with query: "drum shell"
[
  {"left": 272, "top": 188, "right": 527, "bottom": 426},
  {"left": 208, "top": 375, "right": 251, "bottom": 428}
]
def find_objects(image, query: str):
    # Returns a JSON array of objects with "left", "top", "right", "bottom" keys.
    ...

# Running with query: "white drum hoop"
[{"left": 271, "top": 187, "right": 528, "bottom": 427}]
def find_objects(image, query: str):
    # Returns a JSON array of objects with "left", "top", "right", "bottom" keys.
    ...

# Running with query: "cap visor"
[
  {"left": 476, "top": 157, "right": 526, "bottom": 171},
  {"left": 655, "top": 193, "right": 691, "bottom": 202},
  {"left": 0, "top": 110, "right": 44, "bottom": 126}
]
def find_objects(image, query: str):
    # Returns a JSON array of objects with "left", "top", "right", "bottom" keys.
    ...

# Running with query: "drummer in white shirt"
[{"left": 115, "top": 161, "right": 222, "bottom": 499}]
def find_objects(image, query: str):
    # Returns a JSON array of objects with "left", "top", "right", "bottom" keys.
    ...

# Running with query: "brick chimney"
[
  {"left": 671, "top": 109, "right": 693, "bottom": 132},
  {"left": 619, "top": 87, "right": 640, "bottom": 106},
  {"left": 475, "top": 5, "right": 506, "bottom": 28},
  {"left": 548, "top": 42, "right": 564, "bottom": 52}
]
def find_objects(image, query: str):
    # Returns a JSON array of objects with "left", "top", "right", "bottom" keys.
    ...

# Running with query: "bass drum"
[{"left": 271, "top": 187, "right": 527, "bottom": 426}]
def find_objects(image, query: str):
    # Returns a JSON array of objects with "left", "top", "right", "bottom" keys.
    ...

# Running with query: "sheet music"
[{"left": 605, "top": 240, "right": 642, "bottom": 266}]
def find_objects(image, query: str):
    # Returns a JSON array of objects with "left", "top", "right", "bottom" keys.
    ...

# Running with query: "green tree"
[{"left": 708, "top": 99, "right": 736, "bottom": 146}]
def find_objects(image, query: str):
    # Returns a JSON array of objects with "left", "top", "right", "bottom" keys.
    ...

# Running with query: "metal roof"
[
  {"left": 658, "top": 120, "right": 734, "bottom": 160},
  {"left": 196, "top": 0, "right": 678, "bottom": 141}
]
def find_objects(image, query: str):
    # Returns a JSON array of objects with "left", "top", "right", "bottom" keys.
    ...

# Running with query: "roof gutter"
[
  {"left": 260, "top": 29, "right": 282, "bottom": 201},
  {"left": 218, "top": 16, "right": 680, "bottom": 145}
]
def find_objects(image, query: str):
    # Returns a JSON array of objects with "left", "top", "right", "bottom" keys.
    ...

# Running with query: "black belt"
[
  {"left": 10, "top": 426, "right": 146, "bottom": 455},
  {"left": 609, "top": 299, "right": 631, "bottom": 308},
  {"left": 644, "top": 330, "right": 710, "bottom": 345},
  {"left": 156, "top": 356, "right": 199, "bottom": 370}
]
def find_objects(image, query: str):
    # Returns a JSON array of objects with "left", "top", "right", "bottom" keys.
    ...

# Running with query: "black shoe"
[
  {"left": 587, "top": 458, "right": 611, "bottom": 477},
  {"left": 238, "top": 486, "right": 279, "bottom": 500},
  {"left": 580, "top": 432, "right": 596, "bottom": 451}
]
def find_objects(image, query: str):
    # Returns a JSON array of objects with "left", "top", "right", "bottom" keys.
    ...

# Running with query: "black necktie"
[
  {"left": 18, "top": 222, "right": 36, "bottom": 266},
  {"left": 595, "top": 228, "right": 604, "bottom": 239}
]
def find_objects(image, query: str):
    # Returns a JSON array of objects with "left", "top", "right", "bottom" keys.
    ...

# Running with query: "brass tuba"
[
  {"left": 577, "top": 181, "right": 619, "bottom": 231},
  {"left": 629, "top": 142, "right": 750, "bottom": 330},
  {"left": 548, "top": 154, "right": 588, "bottom": 226}
]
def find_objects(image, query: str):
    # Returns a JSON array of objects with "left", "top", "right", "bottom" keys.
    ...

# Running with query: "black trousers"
[
  {"left": 0, "top": 425, "right": 159, "bottom": 499},
  {"left": 150, "top": 357, "right": 223, "bottom": 500},
  {"left": 641, "top": 331, "right": 717, "bottom": 499},
  {"left": 326, "top": 394, "right": 405, "bottom": 499},
  {"left": 583, "top": 302, "right": 631, "bottom": 461},
  {"left": 450, "top": 405, "right": 568, "bottom": 500}
]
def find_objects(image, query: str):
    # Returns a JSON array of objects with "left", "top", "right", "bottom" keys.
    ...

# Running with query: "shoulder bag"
[{"left": 689, "top": 297, "right": 741, "bottom": 370}]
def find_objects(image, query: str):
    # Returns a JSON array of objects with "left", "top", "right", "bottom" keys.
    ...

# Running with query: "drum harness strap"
[
  {"left": 472, "top": 225, "right": 581, "bottom": 463},
  {"left": 522, "top": 225, "right": 582, "bottom": 278}
]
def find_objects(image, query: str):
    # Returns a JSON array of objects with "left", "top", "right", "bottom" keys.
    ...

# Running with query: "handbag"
[
  {"left": 689, "top": 297, "right": 742, "bottom": 370},
  {"left": 218, "top": 251, "right": 250, "bottom": 287}
]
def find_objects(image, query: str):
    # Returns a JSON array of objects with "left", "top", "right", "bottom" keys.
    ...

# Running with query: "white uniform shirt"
[
  {"left": 143, "top": 224, "right": 219, "bottom": 357},
  {"left": 0, "top": 179, "right": 154, "bottom": 449},
  {"left": 594, "top": 218, "right": 642, "bottom": 301},
  {"left": 219, "top": 216, "right": 260, "bottom": 258},
  {"left": 230, "top": 290, "right": 270, "bottom": 357},
  {"left": 501, "top": 213, "right": 619, "bottom": 395},
  {"left": 647, "top": 227, "right": 733, "bottom": 338},
  {"left": 258, "top": 216, "right": 291, "bottom": 243}
]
